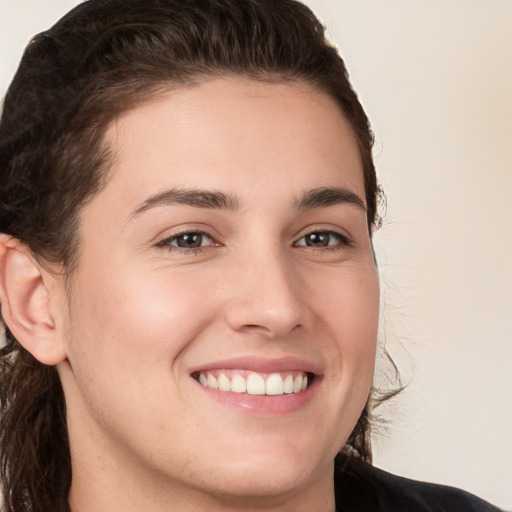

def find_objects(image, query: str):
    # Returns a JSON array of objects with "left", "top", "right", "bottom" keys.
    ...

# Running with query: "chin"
[
  {"left": 189, "top": 435, "right": 333, "bottom": 500},
  {"left": 197, "top": 459, "right": 319, "bottom": 501}
]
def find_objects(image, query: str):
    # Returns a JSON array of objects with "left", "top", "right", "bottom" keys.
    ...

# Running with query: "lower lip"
[{"left": 194, "top": 377, "right": 318, "bottom": 415}]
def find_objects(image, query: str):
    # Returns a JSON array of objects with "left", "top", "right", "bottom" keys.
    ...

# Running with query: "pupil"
[
  {"left": 177, "top": 233, "right": 202, "bottom": 248},
  {"left": 307, "top": 232, "right": 329, "bottom": 247}
]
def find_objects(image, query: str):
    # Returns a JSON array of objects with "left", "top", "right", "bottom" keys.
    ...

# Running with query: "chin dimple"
[{"left": 196, "top": 371, "right": 310, "bottom": 396}]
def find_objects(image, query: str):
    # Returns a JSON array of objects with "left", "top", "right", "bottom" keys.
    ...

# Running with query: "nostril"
[
  {"left": 223, "top": 280, "right": 307, "bottom": 338},
  {"left": 235, "top": 322, "right": 304, "bottom": 338}
]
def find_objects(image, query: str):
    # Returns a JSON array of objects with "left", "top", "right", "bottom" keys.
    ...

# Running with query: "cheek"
[
  {"left": 311, "top": 265, "right": 379, "bottom": 343},
  {"left": 67, "top": 264, "right": 221, "bottom": 377},
  {"left": 342, "top": 272, "right": 379, "bottom": 375},
  {"left": 310, "top": 266, "right": 379, "bottom": 390},
  {"left": 298, "top": 266, "right": 378, "bottom": 453},
  {"left": 62, "top": 265, "right": 221, "bottom": 447}
]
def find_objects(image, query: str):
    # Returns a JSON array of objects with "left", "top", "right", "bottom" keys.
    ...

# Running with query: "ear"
[{"left": 0, "top": 234, "right": 67, "bottom": 365}]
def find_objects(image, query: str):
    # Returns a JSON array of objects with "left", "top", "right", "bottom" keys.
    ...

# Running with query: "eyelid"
[
  {"left": 294, "top": 226, "right": 353, "bottom": 247},
  {"left": 156, "top": 228, "right": 219, "bottom": 251},
  {"left": 153, "top": 221, "right": 220, "bottom": 243},
  {"left": 153, "top": 224, "right": 353, "bottom": 254},
  {"left": 295, "top": 234, "right": 351, "bottom": 251}
]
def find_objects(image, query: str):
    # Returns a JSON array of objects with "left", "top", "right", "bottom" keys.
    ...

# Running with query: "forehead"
[{"left": 96, "top": 77, "right": 364, "bottom": 216}]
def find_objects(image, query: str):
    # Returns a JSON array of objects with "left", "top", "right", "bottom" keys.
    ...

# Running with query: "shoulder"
[{"left": 334, "top": 459, "right": 504, "bottom": 512}]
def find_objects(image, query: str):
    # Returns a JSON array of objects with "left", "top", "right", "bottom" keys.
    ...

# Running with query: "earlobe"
[{"left": 0, "top": 234, "right": 67, "bottom": 365}]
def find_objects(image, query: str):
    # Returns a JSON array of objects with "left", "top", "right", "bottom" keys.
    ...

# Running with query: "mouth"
[
  {"left": 189, "top": 356, "right": 321, "bottom": 414},
  {"left": 192, "top": 369, "right": 315, "bottom": 396}
]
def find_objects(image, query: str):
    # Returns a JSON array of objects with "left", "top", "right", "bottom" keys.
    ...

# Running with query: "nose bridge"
[{"left": 224, "top": 242, "right": 306, "bottom": 337}]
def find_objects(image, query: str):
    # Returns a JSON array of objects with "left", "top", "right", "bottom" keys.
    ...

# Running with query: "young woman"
[{"left": 0, "top": 1, "right": 503, "bottom": 511}]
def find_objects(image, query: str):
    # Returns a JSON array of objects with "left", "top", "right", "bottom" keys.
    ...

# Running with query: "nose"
[{"left": 223, "top": 249, "right": 308, "bottom": 339}]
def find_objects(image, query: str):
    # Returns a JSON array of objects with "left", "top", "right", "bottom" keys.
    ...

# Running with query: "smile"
[{"left": 194, "top": 370, "right": 311, "bottom": 396}]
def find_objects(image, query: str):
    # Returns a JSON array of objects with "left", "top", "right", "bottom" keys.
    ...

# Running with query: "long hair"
[{"left": 0, "top": 1, "right": 382, "bottom": 510}]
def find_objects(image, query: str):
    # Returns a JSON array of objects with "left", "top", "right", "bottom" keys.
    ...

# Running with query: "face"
[{"left": 56, "top": 78, "right": 379, "bottom": 506}]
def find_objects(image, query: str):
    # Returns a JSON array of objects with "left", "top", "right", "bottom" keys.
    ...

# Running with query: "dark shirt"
[{"left": 334, "top": 460, "right": 504, "bottom": 511}]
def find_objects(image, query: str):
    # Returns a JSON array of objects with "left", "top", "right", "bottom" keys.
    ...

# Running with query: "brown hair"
[{"left": 0, "top": 1, "right": 382, "bottom": 510}]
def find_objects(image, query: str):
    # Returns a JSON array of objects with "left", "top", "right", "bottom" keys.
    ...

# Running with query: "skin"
[{"left": 1, "top": 78, "right": 380, "bottom": 511}]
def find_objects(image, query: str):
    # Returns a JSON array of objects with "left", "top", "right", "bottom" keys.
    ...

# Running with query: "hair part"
[{"left": 0, "top": 1, "right": 383, "bottom": 510}]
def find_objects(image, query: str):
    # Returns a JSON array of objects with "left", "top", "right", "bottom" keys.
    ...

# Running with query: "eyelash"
[
  {"left": 295, "top": 230, "right": 353, "bottom": 252},
  {"left": 156, "top": 230, "right": 216, "bottom": 254},
  {"left": 156, "top": 229, "right": 352, "bottom": 254}
]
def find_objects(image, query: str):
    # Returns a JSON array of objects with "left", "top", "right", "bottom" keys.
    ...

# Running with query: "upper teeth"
[{"left": 197, "top": 371, "right": 309, "bottom": 395}]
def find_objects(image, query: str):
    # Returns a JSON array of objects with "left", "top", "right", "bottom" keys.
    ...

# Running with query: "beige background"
[{"left": 1, "top": 0, "right": 511, "bottom": 509}]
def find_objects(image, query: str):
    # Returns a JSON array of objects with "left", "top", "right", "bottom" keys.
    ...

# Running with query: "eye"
[
  {"left": 157, "top": 231, "right": 215, "bottom": 250},
  {"left": 295, "top": 231, "right": 350, "bottom": 249}
]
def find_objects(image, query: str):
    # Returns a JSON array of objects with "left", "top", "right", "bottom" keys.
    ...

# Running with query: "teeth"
[
  {"left": 265, "top": 373, "right": 284, "bottom": 395},
  {"left": 293, "top": 375, "right": 303, "bottom": 393},
  {"left": 283, "top": 375, "right": 294, "bottom": 394},
  {"left": 207, "top": 374, "right": 219, "bottom": 389},
  {"left": 231, "top": 374, "right": 247, "bottom": 393},
  {"left": 247, "top": 373, "right": 265, "bottom": 395},
  {"left": 196, "top": 370, "right": 310, "bottom": 396},
  {"left": 218, "top": 373, "right": 231, "bottom": 391}
]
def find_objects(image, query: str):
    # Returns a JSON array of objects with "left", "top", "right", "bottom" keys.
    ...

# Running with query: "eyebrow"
[
  {"left": 130, "top": 185, "right": 366, "bottom": 219},
  {"left": 131, "top": 187, "right": 242, "bottom": 217},
  {"left": 294, "top": 186, "right": 366, "bottom": 212}
]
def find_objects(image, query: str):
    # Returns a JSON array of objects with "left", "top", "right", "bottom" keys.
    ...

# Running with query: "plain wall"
[{"left": 1, "top": 0, "right": 511, "bottom": 509}]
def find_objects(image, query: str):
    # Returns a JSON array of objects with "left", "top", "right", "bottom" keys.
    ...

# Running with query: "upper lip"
[{"left": 189, "top": 355, "right": 323, "bottom": 376}]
